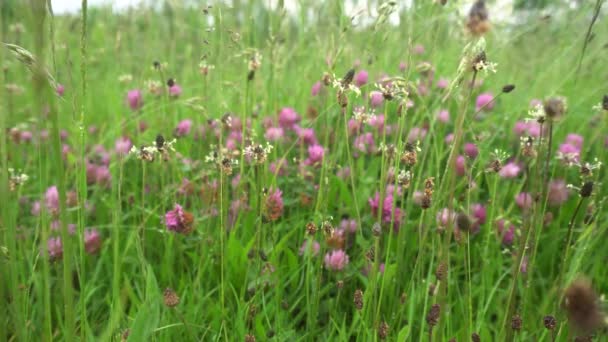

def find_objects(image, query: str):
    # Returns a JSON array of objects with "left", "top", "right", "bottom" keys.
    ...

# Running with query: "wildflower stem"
[
  {"left": 543, "top": 121, "right": 553, "bottom": 180},
  {"left": 342, "top": 104, "right": 362, "bottom": 233},
  {"left": 0, "top": 16, "right": 25, "bottom": 342},
  {"left": 437, "top": 69, "right": 477, "bottom": 337},
  {"left": 575, "top": 0, "right": 604, "bottom": 84},
  {"left": 503, "top": 172, "right": 533, "bottom": 342},
  {"left": 78, "top": 1, "right": 89, "bottom": 338},
  {"left": 33, "top": 2, "right": 75, "bottom": 340},
  {"left": 555, "top": 196, "right": 585, "bottom": 303}
]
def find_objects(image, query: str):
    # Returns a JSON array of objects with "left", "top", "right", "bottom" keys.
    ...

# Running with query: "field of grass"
[{"left": 1, "top": 0, "right": 607, "bottom": 341}]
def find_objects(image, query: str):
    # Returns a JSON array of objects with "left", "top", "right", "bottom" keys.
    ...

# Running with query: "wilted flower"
[
  {"left": 84, "top": 229, "right": 102, "bottom": 254},
  {"left": 164, "top": 204, "right": 194, "bottom": 234},
  {"left": 46, "top": 237, "right": 63, "bottom": 260},
  {"left": 563, "top": 277, "right": 605, "bottom": 334},
  {"left": 264, "top": 188, "right": 284, "bottom": 221}
]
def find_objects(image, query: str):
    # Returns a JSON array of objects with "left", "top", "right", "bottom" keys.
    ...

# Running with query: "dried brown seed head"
[
  {"left": 543, "top": 315, "right": 557, "bottom": 330},
  {"left": 378, "top": 321, "right": 389, "bottom": 340},
  {"left": 544, "top": 97, "right": 566, "bottom": 119},
  {"left": 563, "top": 277, "right": 605, "bottom": 334},
  {"left": 426, "top": 304, "right": 441, "bottom": 327},
  {"left": 354, "top": 289, "right": 364, "bottom": 310},
  {"left": 163, "top": 288, "right": 180, "bottom": 308}
]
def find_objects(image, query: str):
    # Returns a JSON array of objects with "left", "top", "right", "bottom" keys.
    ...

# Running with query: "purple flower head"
[
  {"left": 84, "top": 229, "right": 102, "bottom": 254},
  {"left": 175, "top": 119, "right": 193, "bottom": 137},
  {"left": 368, "top": 191, "right": 404, "bottom": 230},
  {"left": 436, "top": 78, "right": 449, "bottom": 89},
  {"left": 548, "top": 179, "right": 569, "bottom": 206},
  {"left": 269, "top": 158, "right": 288, "bottom": 176},
  {"left": 557, "top": 143, "right": 580, "bottom": 163},
  {"left": 56, "top": 84, "right": 65, "bottom": 97},
  {"left": 45, "top": 186, "right": 59, "bottom": 215},
  {"left": 368, "top": 114, "right": 385, "bottom": 132},
  {"left": 407, "top": 127, "right": 427, "bottom": 143},
  {"left": 436, "top": 208, "right": 456, "bottom": 227},
  {"left": 496, "top": 219, "right": 516, "bottom": 245},
  {"left": 565, "top": 134, "right": 583, "bottom": 149},
  {"left": 499, "top": 162, "right": 521, "bottom": 179},
  {"left": 354, "top": 133, "right": 376, "bottom": 155},
  {"left": 19, "top": 131, "right": 33, "bottom": 143},
  {"left": 340, "top": 218, "right": 358, "bottom": 234},
  {"left": 306, "top": 144, "right": 325, "bottom": 166},
  {"left": 515, "top": 192, "right": 534, "bottom": 211},
  {"left": 464, "top": 143, "right": 479, "bottom": 159},
  {"left": 265, "top": 188, "right": 284, "bottom": 221},
  {"left": 513, "top": 121, "right": 528, "bottom": 136},
  {"left": 455, "top": 155, "right": 466, "bottom": 176},
  {"left": 169, "top": 84, "right": 182, "bottom": 97},
  {"left": 362, "top": 263, "right": 385, "bottom": 277},
  {"left": 264, "top": 126, "right": 284, "bottom": 141},
  {"left": 475, "top": 92, "right": 494, "bottom": 112},
  {"left": 47, "top": 237, "right": 63, "bottom": 260},
  {"left": 437, "top": 109, "right": 450, "bottom": 123},
  {"left": 529, "top": 99, "right": 542, "bottom": 108},
  {"left": 444, "top": 133, "right": 454, "bottom": 145},
  {"left": 324, "top": 249, "right": 349, "bottom": 271},
  {"left": 278, "top": 107, "right": 301, "bottom": 130},
  {"left": 348, "top": 118, "right": 361, "bottom": 135},
  {"left": 355, "top": 70, "right": 369, "bottom": 87},
  {"left": 115, "top": 136, "right": 133, "bottom": 155},
  {"left": 126, "top": 89, "right": 143, "bottom": 111},
  {"left": 472, "top": 202, "right": 487, "bottom": 221},
  {"left": 299, "top": 240, "right": 320, "bottom": 257},
  {"left": 311, "top": 81, "right": 322, "bottom": 96},
  {"left": 95, "top": 165, "right": 112, "bottom": 187},
  {"left": 31, "top": 201, "right": 41, "bottom": 216},
  {"left": 294, "top": 126, "right": 318, "bottom": 146},
  {"left": 369, "top": 91, "right": 384, "bottom": 108},
  {"left": 413, "top": 43, "right": 425, "bottom": 54},
  {"left": 526, "top": 122, "right": 542, "bottom": 138},
  {"left": 164, "top": 204, "right": 194, "bottom": 234},
  {"left": 399, "top": 61, "right": 407, "bottom": 71}
]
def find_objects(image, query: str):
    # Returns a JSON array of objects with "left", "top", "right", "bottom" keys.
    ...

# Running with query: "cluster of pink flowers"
[
  {"left": 557, "top": 133, "right": 584, "bottom": 164},
  {"left": 369, "top": 187, "right": 404, "bottom": 231}
]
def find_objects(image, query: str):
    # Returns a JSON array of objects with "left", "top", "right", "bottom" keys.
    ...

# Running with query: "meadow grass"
[{"left": 1, "top": 1, "right": 608, "bottom": 341}]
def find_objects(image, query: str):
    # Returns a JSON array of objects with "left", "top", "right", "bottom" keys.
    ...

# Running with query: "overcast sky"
[{"left": 51, "top": 0, "right": 517, "bottom": 23}]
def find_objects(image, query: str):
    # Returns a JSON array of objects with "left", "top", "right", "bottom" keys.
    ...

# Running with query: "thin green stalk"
[
  {"left": 437, "top": 70, "right": 477, "bottom": 337},
  {"left": 342, "top": 103, "right": 362, "bottom": 229},
  {"left": 0, "top": 16, "right": 25, "bottom": 341},
  {"left": 575, "top": 0, "right": 604, "bottom": 83},
  {"left": 555, "top": 197, "right": 585, "bottom": 302},
  {"left": 78, "top": 0, "right": 89, "bottom": 339},
  {"left": 110, "top": 160, "right": 124, "bottom": 333}
]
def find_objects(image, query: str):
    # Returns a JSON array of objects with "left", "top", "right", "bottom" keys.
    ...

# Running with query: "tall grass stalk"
[{"left": 77, "top": 0, "right": 89, "bottom": 338}]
